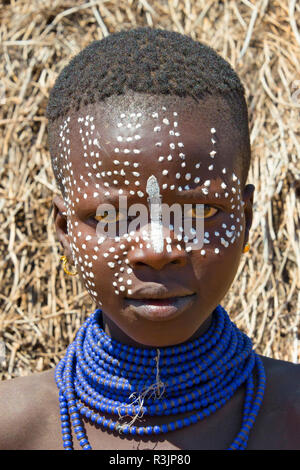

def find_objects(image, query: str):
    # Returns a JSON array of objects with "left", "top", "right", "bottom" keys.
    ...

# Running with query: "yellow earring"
[
  {"left": 61, "top": 255, "right": 78, "bottom": 276},
  {"left": 243, "top": 243, "right": 250, "bottom": 253}
]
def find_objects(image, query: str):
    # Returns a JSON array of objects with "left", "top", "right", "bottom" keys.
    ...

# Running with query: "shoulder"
[
  {"left": 247, "top": 355, "right": 300, "bottom": 449},
  {"left": 0, "top": 368, "right": 60, "bottom": 450},
  {"left": 260, "top": 354, "right": 300, "bottom": 416},
  {"left": 259, "top": 354, "right": 300, "bottom": 395}
]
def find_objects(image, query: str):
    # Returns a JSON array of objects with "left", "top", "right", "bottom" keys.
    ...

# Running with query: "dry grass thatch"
[{"left": 0, "top": 0, "right": 299, "bottom": 380}]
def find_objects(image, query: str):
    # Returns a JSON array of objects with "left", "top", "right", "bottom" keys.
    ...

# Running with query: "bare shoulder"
[
  {"left": 260, "top": 354, "right": 300, "bottom": 416},
  {"left": 0, "top": 368, "right": 60, "bottom": 450},
  {"left": 247, "top": 355, "right": 300, "bottom": 449},
  {"left": 259, "top": 354, "right": 300, "bottom": 394}
]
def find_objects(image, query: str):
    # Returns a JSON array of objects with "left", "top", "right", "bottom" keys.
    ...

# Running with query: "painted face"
[{"left": 53, "top": 94, "right": 253, "bottom": 347}]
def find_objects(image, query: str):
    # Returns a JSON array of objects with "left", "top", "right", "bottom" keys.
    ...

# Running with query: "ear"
[
  {"left": 242, "top": 184, "right": 255, "bottom": 246},
  {"left": 52, "top": 195, "right": 73, "bottom": 263}
]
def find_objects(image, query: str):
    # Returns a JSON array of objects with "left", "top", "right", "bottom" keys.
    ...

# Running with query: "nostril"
[{"left": 130, "top": 249, "right": 187, "bottom": 270}]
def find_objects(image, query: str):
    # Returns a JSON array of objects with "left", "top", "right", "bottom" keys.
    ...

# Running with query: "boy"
[{"left": 0, "top": 28, "right": 299, "bottom": 450}]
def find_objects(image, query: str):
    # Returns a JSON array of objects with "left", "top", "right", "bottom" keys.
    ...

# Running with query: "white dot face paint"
[{"left": 56, "top": 97, "right": 246, "bottom": 335}]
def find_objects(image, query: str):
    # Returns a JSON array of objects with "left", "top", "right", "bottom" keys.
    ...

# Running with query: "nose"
[{"left": 127, "top": 242, "right": 188, "bottom": 271}]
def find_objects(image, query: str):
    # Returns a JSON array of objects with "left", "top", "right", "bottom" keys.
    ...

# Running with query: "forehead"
[{"left": 56, "top": 94, "right": 243, "bottom": 200}]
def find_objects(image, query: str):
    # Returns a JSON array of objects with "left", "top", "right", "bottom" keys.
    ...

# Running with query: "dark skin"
[{"left": 0, "top": 95, "right": 299, "bottom": 450}]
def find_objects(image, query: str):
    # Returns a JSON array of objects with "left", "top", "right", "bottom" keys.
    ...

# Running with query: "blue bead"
[
  {"left": 63, "top": 441, "right": 72, "bottom": 449},
  {"left": 161, "top": 424, "right": 169, "bottom": 433},
  {"left": 176, "top": 420, "right": 183, "bottom": 429},
  {"left": 183, "top": 417, "right": 191, "bottom": 426},
  {"left": 74, "top": 425, "right": 83, "bottom": 433}
]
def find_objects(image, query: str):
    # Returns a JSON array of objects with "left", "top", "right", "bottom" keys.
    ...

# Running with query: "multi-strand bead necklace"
[{"left": 55, "top": 305, "right": 266, "bottom": 450}]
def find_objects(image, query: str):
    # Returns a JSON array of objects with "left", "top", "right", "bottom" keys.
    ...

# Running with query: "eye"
[
  {"left": 94, "top": 210, "right": 126, "bottom": 224},
  {"left": 186, "top": 204, "right": 219, "bottom": 219}
]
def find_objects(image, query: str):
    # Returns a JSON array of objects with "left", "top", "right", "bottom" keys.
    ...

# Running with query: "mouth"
[{"left": 124, "top": 293, "right": 197, "bottom": 321}]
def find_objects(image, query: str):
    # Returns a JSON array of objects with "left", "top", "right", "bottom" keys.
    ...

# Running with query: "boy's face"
[{"left": 52, "top": 94, "right": 254, "bottom": 347}]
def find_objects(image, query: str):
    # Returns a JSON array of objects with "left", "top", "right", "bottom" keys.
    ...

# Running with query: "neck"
[{"left": 101, "top": 310, "right": 214, "bottom": 349}]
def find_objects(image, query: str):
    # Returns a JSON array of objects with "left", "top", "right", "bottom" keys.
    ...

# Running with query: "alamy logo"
[{"left": 95, "top": 196, "right": 206, "bottom": 252}]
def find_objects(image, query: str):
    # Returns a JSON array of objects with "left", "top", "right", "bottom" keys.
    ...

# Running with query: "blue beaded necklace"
[{"left": 55, "top": 305, "right": 266, "bottom": 450}]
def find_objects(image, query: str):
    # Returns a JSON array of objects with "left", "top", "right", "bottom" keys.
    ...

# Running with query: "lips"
[
  {"left": 125, "top": 284, "right": 195, "bottom": 300},
  {"left": 134, "top": 297, "right": 186, "bottom": 306},
  {"left": 124, "top": 285, "right": 196, "bottom": 321}
]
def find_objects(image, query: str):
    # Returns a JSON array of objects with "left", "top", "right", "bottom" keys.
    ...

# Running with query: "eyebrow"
[
  {"left": 96, "top": 189, "right": 138, "bottom": 206},
  {"left": 175, "top": 185, "right": 227, "bottom": 202},
  {"left": 96, "top": 189, "right": 227, "bottom": 209},
  {"left": 76, "top": 178, "right": 231, "bottom": 207}
]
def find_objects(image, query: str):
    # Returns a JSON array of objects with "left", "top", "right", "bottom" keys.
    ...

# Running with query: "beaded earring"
[
  {"left": 243, "top": 243, "right": 250, "bottom": 253},
  {"left": 61, "top": 255, "right": 78, "bottom": 276}
]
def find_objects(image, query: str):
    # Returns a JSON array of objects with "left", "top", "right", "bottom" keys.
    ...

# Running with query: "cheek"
[
  {"left": 68, "top": 226, "right": 139, "bottom": 304},
  {"left": 191, "top": 234, "right": 243, "bottom": 302},
  {"left": 186, "top": 185, "right": 245, "bottom": 266},
  {"left": 102, "top": 231, "right": 153, "bottom": 298},
  {"left": 100, "top": 242, "right": 132, "bottom": 297},
  {"left": 71, "top": 240, "right": 99, "bottom": 303},
  {"left": 185, "top": 201, "right": 245, "bottom": 258},
  {"left": 65, "top": 217, "right": 100, "bottom": 303}
]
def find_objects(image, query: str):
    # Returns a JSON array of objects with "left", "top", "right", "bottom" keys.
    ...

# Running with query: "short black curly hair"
[{"left": 46, "top": 27, "right": 251, "bottom": 193}]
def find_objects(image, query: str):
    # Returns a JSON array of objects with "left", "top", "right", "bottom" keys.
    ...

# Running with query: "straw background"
[{"left": 0, "top": 0, "right": 299, "bottom": 381}]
